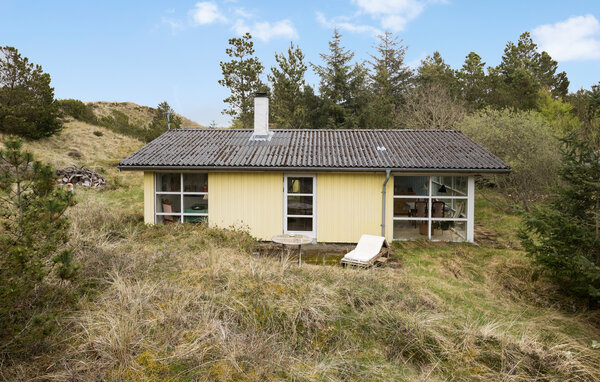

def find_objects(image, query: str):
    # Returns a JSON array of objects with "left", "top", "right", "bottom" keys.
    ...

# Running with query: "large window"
[
  {"left": 393, "top": 175, "right": 468, "bottom": 241},
  {"left": 155, "top": 173, "right": 208, "bottom": 224}
]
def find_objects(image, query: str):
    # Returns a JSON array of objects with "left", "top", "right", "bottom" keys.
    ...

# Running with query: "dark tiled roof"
[{"left": 118, "top": 129, "right": 510, "bottom": 172}]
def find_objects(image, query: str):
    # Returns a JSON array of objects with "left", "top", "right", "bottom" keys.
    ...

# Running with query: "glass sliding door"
[{"left": 284, "top": 175, "right": 316, "bottom": 238}]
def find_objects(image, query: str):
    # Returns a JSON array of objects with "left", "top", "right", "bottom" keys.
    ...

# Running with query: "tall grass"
[{"left": 2, "top": 192, "right": 597, "bottom": 380}]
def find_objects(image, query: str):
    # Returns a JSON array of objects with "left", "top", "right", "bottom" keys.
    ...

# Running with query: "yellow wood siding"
[
  {"left": 143, "top": 171, "right": 154, "bottom": 224},
  {"left": 316, "top": 173, "right": 393, "bottom": 243},
  {"left": 209, "top": 172, "right": 283, "bottom": 240}
]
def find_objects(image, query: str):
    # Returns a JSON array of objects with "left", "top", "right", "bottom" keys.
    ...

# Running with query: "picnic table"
[{"left": 271, "top": 234, "right": 312, "bottom": 265}]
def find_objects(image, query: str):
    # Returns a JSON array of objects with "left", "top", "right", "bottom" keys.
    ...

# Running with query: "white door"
[{"left": 284, "top": 174, "right": 316, "bottom": 238}]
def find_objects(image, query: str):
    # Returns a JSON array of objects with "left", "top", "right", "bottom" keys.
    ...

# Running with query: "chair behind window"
[
  {"left": 162, "top": 199, "right": 176, "bottom": 224},
  {"left": 432, "top": 201, "right": 445, "bottom": 218},
  {"left": 414, "top": 201, "right": 427, "bottom": 217}
]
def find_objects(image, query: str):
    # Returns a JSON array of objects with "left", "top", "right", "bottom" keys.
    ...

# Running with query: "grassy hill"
[
  {"left": 2, "top": 120, "right": 600, "bottom": 381},
  {"left": 87, "top": 101, "right": 203, "bottom": 130}
]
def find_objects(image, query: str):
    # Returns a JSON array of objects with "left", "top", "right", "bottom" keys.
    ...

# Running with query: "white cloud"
[
  {"left": 189, "top": 2, "right": 227, "bottom": 25},
  {"left": 162, "top": 16, "right": 185, "bottom": 33},
  {"left": 316, "top": 0, "right": 439, "bottom": 36},
  {"left": 316, "top": 11, "right": 382, "bottom": 36},
  {"left": 352, "top": 0, "right": 430, "bottom": 31},
  {"left": 234, "top": 7, "right": 253, "bottom": 19},
  {"left": 167, "top": 2, "right": 298, "bottom": 42},
  {"left": 233, "top": 19, "right": 298, "bottom": 42},
  {"left": 533, "top": 14, "right": 600, "bottom": 61}
]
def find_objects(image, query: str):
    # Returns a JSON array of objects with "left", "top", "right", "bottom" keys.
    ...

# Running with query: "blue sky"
[{"left": 1, "top": 0, "right": 599, "bottom": 126}]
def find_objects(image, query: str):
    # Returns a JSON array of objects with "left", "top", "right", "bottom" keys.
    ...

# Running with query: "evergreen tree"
[
  {"left": 312, "top": 28, "right": 368, "bottom": 129},
  {"left": 458, "top": 52, "right": 487, "bottom": 109},
  {"left": 268, "top": 42, "right": 308, "bottom": 129},
  {"left": 492, "top": 32, "right": 569, "bottom": 109},
  {"left": 521, "top": 133, "right": 600, "bottom": 306},
  {"left": 145, "top": 101, "right": 182, "bottom": 141},
  {"left": 566, "top": 83, "right": 600, "bottom": 149},
  {"left": 416, "top": 51, "right": 459, "bottom": 94},
  {"left": 301, "top": 84, "right": 327, "bottom": 129},
  {"left": 0, "top": 137, "right": 77, "bottom": 352},
  {"left": 0, "top": 46, "right": 62, "bottom": 139},
  {"left": 591, "top": 82, "right": 600, "bottom": 117},
  {"left": 219, "top": 33, "right": 266, "bottom": 128},
  {"left": 368, "top": 32, "right": 413, "bottom": 129}
]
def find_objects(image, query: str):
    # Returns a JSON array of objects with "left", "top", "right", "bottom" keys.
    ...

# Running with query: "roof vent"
[
  {"left": 376, "top": 146, "right": 387, "bottom": 151},
  {"left": 250, "top": 92, "right": 273, "bottom": 141}
]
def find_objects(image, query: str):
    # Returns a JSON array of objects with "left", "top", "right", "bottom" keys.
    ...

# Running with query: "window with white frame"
[
  {"left": 284, "top": 175, "right": 316, "bottom": 237},
  {"left": 392, "top": 175, "right": 468, "bottom": 241},
  {"left": 155, "top": 173, "right": 208, "bottom": 224}
]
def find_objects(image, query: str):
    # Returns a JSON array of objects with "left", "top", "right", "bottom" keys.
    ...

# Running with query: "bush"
[
  {"left": 97, "top": 110, "right": 154, "bottom": 142},
  {"left": 521, "top": 133, "right": 600, "bottom": 306},
  {"left": 55, "top": 99, "right": 179, "bottom": 143},
  {"left": 455, "top": 108, "right": 560, "bottom": 210},
  {"left": 57, "top": 99, "right": 98, "bottom": 124},
  {"left": 0, "top": 137, "right": 77, "bottom": 357},
  {"left": 57, "top": 100, "right": 152, "bottom": 142}
]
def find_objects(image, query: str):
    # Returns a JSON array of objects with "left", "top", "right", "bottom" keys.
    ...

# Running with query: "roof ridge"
[{"left": 167, "top": 128, "right": 459, "bottom": 133}]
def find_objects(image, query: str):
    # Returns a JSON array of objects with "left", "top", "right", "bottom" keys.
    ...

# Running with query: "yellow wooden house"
[{"left": 118, "top": 94, "right": 509, "bottom": 243}]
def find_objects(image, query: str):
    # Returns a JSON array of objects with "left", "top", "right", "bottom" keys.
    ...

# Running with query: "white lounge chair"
[{"left": 341, "top": 234, "right": 390, "bottom": 268}]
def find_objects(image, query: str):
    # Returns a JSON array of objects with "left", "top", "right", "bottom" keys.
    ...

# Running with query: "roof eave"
[{"left": 117, "top": 164, "right": 511, "bottom": 174}]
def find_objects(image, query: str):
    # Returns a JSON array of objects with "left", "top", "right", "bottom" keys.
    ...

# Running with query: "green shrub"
[
  {"left": 57, "top": 99, "right": 98, "bottom": 124},
  {"left": 0, "top": 137, "right": 78, "bottom": 357},
  {"left": 521, "top": 133, "right": 600, "bottom": 306},
  {"left": 97, "top": 110, "right": 153, "bottom": 141},
  {"left": 57, "top": 99, "right": 179, "bottom": 143},
  {"left": 456, "top": 108, "right": 560, "bottom": 210}
]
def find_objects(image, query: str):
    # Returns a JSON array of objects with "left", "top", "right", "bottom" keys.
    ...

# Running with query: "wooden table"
[{"left": 271, "top": 234, "right": 312, "bottom": 265}]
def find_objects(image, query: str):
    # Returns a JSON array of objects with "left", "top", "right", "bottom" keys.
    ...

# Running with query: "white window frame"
[
  {"left": 154, "top": 172, "right": 209, "bottom": 224},
  {"left": 392, "top": 175, "right": 472, "bottom": 242},
  {"left": 283, "top": 174, "right": 316, "bottom": 239}
]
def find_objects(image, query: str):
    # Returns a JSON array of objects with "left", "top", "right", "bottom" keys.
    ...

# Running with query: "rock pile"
[{"left": 56, "top": 166, "right": 106, "bottom": 188}]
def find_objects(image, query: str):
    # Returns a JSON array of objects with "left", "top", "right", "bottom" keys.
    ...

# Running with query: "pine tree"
[
  {"left": 301, "top": 84, "right": 327, "bottom": 129},
  {"left": 521, "top": 133, "right": 600, "bottom": 306},
  {"left": 312, "top": 28, "right": 368, "bottom": 129},
  {"left": 0, "top": 137, "right": 77, "bottom": 351},
  {"left": 416, "top": 51, "right": 459, "bottom": 94},
  {"left": 268, "top": 42, "right": 308, "bottom": 129},
  {"left": 145, "top": 101, "right": 182, "bottom": 141},
  {"left": 368, "top": 32, "right": 413, "bottom": 128},
  {"left": 458, "top": 52, "right": 487, "bottom": 109},
  {"left": 0, "top": 46, "right": 62, "bottom": 139},
  {"left": 591, "top": 82, "right": 600, "bottom": 116},
  {"left": 492, "top": 32, "right": 569, "bottom": 109},
  {"left": 566, "top": 82, "right": 600, "bottom": 149},
  {"left": 219, "top": 33, "right": 266, "bottom": 128}
]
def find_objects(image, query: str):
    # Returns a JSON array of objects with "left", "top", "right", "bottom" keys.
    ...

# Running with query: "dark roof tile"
[{"left": 118, "top": 129, "right": 510, "bottom": 172}]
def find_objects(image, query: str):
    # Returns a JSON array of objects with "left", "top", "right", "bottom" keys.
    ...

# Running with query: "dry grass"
[
  {"left": 2, "top": 195, "right": 598, "bottom": 380},
  {"left": 2, "top": 126, "right": 600, "bottom": 381},
  {"left": 87, "top": 101, "right": 204, "bottom": 130},
  {"left": 1, "top": 118, "right": 143, "bottom": 168}
]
